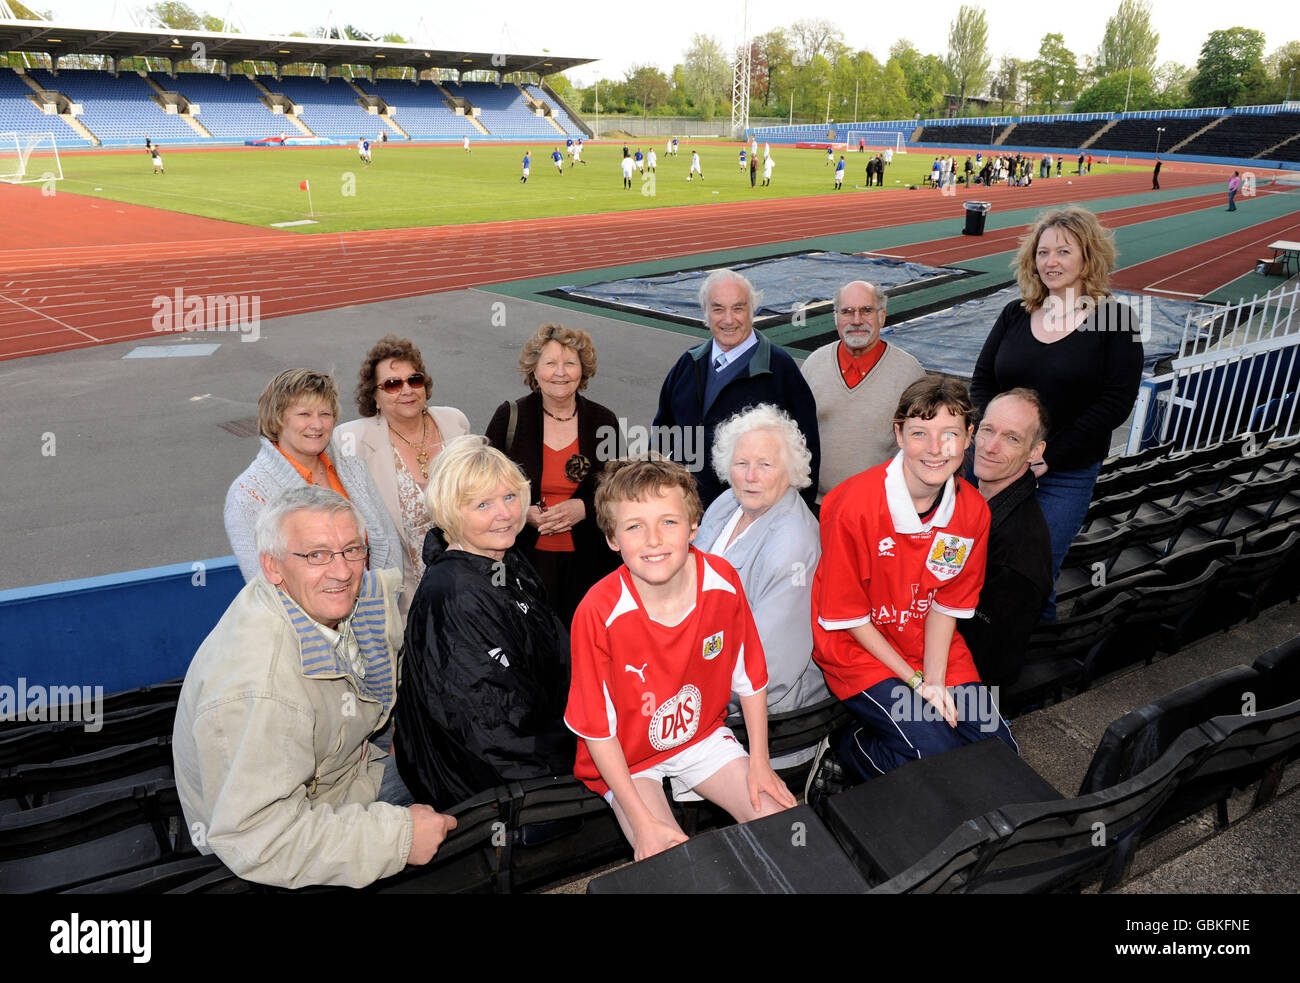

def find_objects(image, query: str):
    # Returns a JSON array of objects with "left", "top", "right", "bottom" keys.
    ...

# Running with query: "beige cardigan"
[{"left": 335, "top": 405, "right": 471, "bottom": 614}]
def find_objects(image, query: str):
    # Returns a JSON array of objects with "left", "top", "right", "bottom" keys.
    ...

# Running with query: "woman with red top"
[
  {"left": 486, "top": 324, "right": 623, "bottom": 626},
  {"left": 223, "top": 369, "right": 401, "bottom": 584}
]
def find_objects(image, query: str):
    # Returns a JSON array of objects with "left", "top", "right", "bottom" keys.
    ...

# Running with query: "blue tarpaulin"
[
  {"left": 557, "top": 252, "right": 957, "bottom": 322},
  {"left": 882, "top": 286, "right": 1213, "bottom": 378}
]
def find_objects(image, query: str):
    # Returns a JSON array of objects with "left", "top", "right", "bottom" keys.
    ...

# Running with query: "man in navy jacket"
[{"left": 653, "top": 268, "right": 820, "bottom": 509}]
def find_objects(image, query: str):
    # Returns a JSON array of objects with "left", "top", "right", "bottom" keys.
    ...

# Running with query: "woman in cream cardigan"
[{"left": 336, "top": 336, "right": 470, "bottom": 613}]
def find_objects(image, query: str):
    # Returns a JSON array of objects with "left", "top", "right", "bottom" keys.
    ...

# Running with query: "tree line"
[
  {"left": 580, "top": 3, "right": 1298, "bottom": 121},
  {"left": 6, "top": 1, "right": 1298, "bottom": 119}
]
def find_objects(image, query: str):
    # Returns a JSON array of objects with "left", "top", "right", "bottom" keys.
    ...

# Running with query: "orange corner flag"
[{"left": 299, "top": 179, "right": 309, "bottom": 191}]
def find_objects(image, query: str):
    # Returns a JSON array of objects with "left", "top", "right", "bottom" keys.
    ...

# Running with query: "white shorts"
[
  {"left": 522, "top": 167, "right": 530, "bottom": 177},
  {"left": 690, "top": 163, "right": 701, "bottom": 173},
  {"left": 606, "top": 725, "right": 748, "bottom": 804}
]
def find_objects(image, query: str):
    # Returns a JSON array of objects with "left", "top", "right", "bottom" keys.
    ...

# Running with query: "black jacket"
[
  {"left": 957, "top": 470, "right": 1053, "bottom": 687},
  {"left": 393, "top": 529, "right": 574, "bottom": 810},
  {"left": 485, "top": 391, "right": 623, "bottom": 592}
]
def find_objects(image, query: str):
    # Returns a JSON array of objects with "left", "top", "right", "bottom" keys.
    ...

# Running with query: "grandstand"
[
  {"left": 0, "top": 21, "right": 595, "bottom": 145},
  {"left": 355, "top": 76, "right": 480, "bottom": 139},
  {"left": 149, "top": 72, "right": 287, "bottom": 141}
]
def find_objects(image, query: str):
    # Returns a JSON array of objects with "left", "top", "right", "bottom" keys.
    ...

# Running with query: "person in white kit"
[{"left": 688, "top": 150, "right": 702, "bottom": 181}]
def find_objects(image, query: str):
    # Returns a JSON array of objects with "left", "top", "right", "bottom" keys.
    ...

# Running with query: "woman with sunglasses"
[{"left": 337, "top": 336, "right": 470, "bottom": 614}]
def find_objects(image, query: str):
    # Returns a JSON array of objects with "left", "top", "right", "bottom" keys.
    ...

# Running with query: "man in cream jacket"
[{"left": 173, "top": 486, "right": 455, "bottom": 888}]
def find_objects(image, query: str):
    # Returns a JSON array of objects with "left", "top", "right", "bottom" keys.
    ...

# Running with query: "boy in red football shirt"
[
  {"left": 809, "top": 377, "right": 1016, "bottom": 789},
  {"left": 566, "top": 459, "right": 796, "bottom": 861}
]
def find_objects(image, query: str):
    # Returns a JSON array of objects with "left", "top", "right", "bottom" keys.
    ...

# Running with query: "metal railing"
[{"left": 1137, "top": 284, "right": 1300, "bottom": 453}]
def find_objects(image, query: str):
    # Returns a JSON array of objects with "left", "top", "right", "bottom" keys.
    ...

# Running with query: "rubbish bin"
[{"left": 962, "top": 201, "right": 991, "bottom": 236}]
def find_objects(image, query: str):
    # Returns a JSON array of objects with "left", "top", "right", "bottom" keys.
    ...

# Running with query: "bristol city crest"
[
  {"left": 926, "top": 534, "right": 973, "bottom": 581},
  {"left": 649, "top": 684, "right": 703, "bottom": 751}
]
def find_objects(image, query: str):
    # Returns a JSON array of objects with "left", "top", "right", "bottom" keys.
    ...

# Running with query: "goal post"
[
  {"left": 0, "top": 132, "right": 64, "bottom": 185},
  {"left": 843, "top": 129, "right": 906, "bottom": 153}
]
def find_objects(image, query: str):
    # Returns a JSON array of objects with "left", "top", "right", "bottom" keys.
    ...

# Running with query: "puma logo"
[{"left": 625, "top": 663, "right": 648, "bottom": 682}]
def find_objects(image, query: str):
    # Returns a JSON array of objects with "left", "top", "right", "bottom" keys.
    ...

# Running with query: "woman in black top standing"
[{"left": 971, "top": 206, "right": 1144, "bottom": 617}]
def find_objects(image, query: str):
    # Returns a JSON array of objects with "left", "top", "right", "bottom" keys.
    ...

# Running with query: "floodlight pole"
[
  {"left": 1123, "top": 63, "right": 1134, "bottom": 114},
  {"left": 1154, "top": 126, "right": 1165, "bottom": 155},
  {"left": 1287, "top": 68, "right": 1296, "bottom": 105}
]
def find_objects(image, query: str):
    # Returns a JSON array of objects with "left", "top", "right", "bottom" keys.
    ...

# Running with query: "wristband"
[{"left": 907, "top": 670, "right": 924, "bottom": 690}]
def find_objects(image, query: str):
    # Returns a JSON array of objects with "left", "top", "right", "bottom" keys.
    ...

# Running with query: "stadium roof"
[{"left": 0, "top": 20, "right": 594, "bottom": 76}]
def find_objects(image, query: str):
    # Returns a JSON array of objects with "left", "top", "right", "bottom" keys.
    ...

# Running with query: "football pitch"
[{"left": 54, "top": 142, "right": 1141, "bottom": 234}]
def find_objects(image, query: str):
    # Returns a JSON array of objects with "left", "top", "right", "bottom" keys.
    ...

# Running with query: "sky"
[{"left": 21, "top": 1, "right": 1300, "bottom": 87}]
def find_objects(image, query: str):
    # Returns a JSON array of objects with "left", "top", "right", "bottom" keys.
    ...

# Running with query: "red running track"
[{"left": 0, "top": 164, "right": 1262, "bottom": 362}]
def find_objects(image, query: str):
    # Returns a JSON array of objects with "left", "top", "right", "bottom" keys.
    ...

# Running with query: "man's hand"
[
  {"left": 407, "top": 804, "right": 457, "bottom": 865},
  {"left": 535, "top": 498, "right": 585, "bottom": 536},
  {"left": 919, "top": 682, "right": 958, "bottom": 728},
  {"left": 747, "top": 759, "right": 797, "bottom": 812},
  {"left": 631, "top": 817, "right": 689, "bottom": 862}
]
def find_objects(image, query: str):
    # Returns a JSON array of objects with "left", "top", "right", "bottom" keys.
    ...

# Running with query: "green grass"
[{"left": 57, "top": 143, "right": 1142, "bottom": 235}]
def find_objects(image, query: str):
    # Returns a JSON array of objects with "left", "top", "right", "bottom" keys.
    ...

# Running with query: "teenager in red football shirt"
[
  {"left": 566, "top": 459, "right": 796, "bottom": 861},
  {"left": 810, "top": 377, "right": 1016, "bottom": 786}
]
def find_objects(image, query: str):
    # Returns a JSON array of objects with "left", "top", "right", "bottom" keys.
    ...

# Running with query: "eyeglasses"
[
  {"left": 378, "top": 373, "right": 426, "bottom": 394},
  {"left": 290, "top": 546, "right": 369, "bottom": 565},
  {"left": 838, "top": 306, "right": 880, "bottom": 319}
]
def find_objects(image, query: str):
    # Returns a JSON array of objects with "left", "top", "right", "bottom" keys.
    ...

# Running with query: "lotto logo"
[
  {"left": 649, "top": 684, "right": 702, "bottom": 751},
  {"left": 878, "top": 536, "right": 896, "bottom": 556}
]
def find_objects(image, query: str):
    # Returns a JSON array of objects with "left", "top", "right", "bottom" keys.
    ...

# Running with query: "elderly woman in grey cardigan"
[
  {"left": 696, "top": 404, "right": 830, "bottom": 759},
  {"left": 224, "top": 369, "right": 401, "bottom": 584}
]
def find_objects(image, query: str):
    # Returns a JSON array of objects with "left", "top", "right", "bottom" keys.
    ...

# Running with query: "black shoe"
[{"left": 803, "top": 736, "right": 846, "bottom": 811}]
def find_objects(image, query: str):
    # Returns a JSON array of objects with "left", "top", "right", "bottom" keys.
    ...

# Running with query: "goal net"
[
  {"left": 843, "top": 129, "right": 907, "bottom": 153},
  {"left": 0, "top": 132, "right": 64, "bottom": 185}
]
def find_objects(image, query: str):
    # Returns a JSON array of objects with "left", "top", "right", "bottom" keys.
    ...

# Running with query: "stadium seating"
[
  {"left": 523, "top": 84, "right": 583, "bottom": 135},
  {"left": 587, "top": 805, "right": 869, "bottom": 894},
  {"left": 150, "top": 72, "right": 286, "bottom": 140},
  {"left": 823, "top": 729, "right": 1219, "bottom": 893},
  {"left": 917, "top": 124, "right": 1003, "bottom": 146},
  {"left": 27, "top": 68, "right": 195, "bottom": 145},
  {"left": 1178, "top": 113, "right": 1300, "bottom": 160},
  {"left": 1002, "top": 120, "right": 1104, "bottom": 150},
  {"left": 355, "top": 77, "right": 479, "bottom": 138},
  {"left": 446, "top": 81, "right": 567, "bottom": 139},
  {"left": 0, "top": 69, "right": 80, "bottom": 144},
  {"left": 256, "top": 74, "right": 377, "bottom": 138},
  {"left": 1090, "top": 114, "right": 1221, "bottom": 155},
  {"left": 0, "top": 778, "right": 195, "bottom": 893}
]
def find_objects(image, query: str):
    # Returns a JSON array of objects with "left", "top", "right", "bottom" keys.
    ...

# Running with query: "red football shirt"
[
  {"left": 811, "top": 453, "right": 989, "bottom": 699},
  {"left": 565, "top": 549, "right": 769, "bottom": 796}
]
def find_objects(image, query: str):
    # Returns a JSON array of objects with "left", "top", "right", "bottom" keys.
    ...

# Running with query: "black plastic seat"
[
  {"left": 0, "top": 736, "right": 174, "bottom": 812},
  {"left": 866, "top": 727, "right": 1212, "bottom": 893},
  {"left": 821, "top": 738, "right": 1061, "bottom": 885},
  {"left": 0, "top": 702, "right": 177, "bottom": 769},
  {"left": 1140, "top": 697, "right": 1300, "bottom": 840},
  {"left": 1078, "top": 665, "right": 1262, "bottom": 797},
  {"left": 1253, "top": 636, "right": 1300, "bottom": 709},
  {"left": 1001, "top": 594, "right": 1134, "bottom": 713},
  {"left": 588, "top": 804, "right": 869, "bottom": 894},
  {"left": 0, "top": 779, "right": 194, "bottom": 893}
]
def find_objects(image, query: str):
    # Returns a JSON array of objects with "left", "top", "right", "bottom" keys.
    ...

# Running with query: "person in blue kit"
[
  {"left": 552, "top": 147, "right": 564, "bottom": 175},
  {"left": 520, "top": 150, "right": 531, "bottom": 183},
  {"left": 653, "top": 269, "right": 821, "bottom": 510}
]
